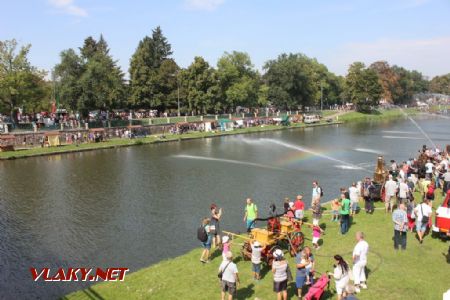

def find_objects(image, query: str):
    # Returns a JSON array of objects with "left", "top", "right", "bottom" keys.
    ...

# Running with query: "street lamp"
[
  {"left": 320, "top": 82, "right": 323, "bottom": 111},
  {"left": 171, "top": 72, "right": 181, "bottom": 117}
]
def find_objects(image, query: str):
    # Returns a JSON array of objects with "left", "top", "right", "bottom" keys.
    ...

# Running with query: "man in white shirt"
[
  {"left": 311, "top": 180, "right": 322, "bottom": 205},
  {"left": 443, "top": 169, "right": 450, "bottom": 194},
  {"left": 353, "top": 231, "right": 369, "bottom": 293},
  {"left": 398, "top": 179, "right": 409, "bottom": 204},
  {"left": 384, "top": 175, "right": 398, "bottom": 213},
  {"left": 219, "top": 251, "right": 239, "bottom": 300},
  {"left": 425, "top": 160, "right": 434, "bottom": 177},
  {"left": 348, "top": 182, "right": 359, "bottom": 216},
  {"left": 414, "top": 199, "right": 433, "bottom": 244}
]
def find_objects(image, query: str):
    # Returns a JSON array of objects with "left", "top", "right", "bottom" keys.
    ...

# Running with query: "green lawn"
[
  {"left": 338, "top": 108, "right": 419, "bottom": 122},
  {"left": 64, "top": 192, "right": 449, "bottom": 300}
]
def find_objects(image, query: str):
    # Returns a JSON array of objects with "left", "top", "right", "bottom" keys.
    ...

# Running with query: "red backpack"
[{"left": 427, "top": 185, "right": 435, "bottom": 196}]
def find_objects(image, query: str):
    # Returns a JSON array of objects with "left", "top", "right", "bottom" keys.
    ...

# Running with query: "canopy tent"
[
  {"left": 44, "top": 132, "right": 60, "bottom": 147},
  {"left": 218, "top": 119, "right": 234, "bottom": 131}
]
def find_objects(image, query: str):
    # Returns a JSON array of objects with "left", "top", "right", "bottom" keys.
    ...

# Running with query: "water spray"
[
  {"left": 397, "top": 106, "right": 437, "bottom": 149},
  {"left": 260, "top": 139, "right": 372, "bottom": 173}
]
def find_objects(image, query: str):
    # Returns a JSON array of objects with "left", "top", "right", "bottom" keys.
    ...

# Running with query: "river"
[{"left": 0, "top": 116, "right": 448, "bottom": 299}]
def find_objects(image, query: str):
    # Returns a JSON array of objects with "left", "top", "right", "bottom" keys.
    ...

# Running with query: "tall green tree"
[
  {"left": 53, "top": 48, "right": 84, "bottom": 111},
  {"left": 344, "top": 62, "right": 382, "bottom": 111},
  {"left": 216, "top": 51, "right": 260, "bottom": 112},
  {"left": 263, "top": 53, "right": 316, "bottom": 110},
  {"left": 129, "top": 26, "right": 174, "bottom": 109},
  {"left": 0, "top": 39, "right": 48, "bottom": 121},
  {"left": 180, "top": 56, "right": 219, "bottom": 115},
  {"left": 77, "top": 35, "right": 126, "bottom": 114}
]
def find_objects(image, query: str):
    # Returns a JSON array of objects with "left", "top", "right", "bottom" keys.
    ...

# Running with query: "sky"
[{"left": 1, "top": 0, "right": 450, "bottom": 79}]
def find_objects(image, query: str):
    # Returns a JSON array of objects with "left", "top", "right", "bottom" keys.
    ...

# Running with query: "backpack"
[
  {"left": 318, "top": 186, "right": 324, "bottom": 197},
  {"left": 197, "top": 225, "right": 208, "bottom": 242},
  {"left": 363, "top": 186, "right": 370, "bottom": 197},
  {"left": 427, "top": 185, "right": 434, "bottom": 197}
]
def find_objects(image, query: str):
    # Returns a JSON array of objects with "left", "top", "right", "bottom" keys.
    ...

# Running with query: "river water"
[{"left": 0, "top": 116, "right": 448, "bottom": 299}]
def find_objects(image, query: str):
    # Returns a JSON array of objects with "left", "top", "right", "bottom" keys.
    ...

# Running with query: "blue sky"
[{"left": 1, "top": 0, "right": 449, "bottom": 78}]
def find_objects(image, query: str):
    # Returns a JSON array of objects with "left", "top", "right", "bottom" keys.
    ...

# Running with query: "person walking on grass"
[
  {"left": 294, "top": 195, "right": 305, "bottom": 220},
  {"left": 349, "top": 182, "right": 359, "bottom": 216},
  {"left": 362, "top": 177, "right": 375, "bottom": 214},
  {"left": 339, "top": 193, "right": 351, "bottom": 234},
  {"left": 414, "top": 198, "right": 432, "bottom": 244},
  {"left": 331, "top": 198, "right": 341, "bottom": 222},
  {"left": 398, "top": 179, "right": 410, "bottom": 205},
  {"left": 296, "top": 246, "right": 315, "bottom": 299},
  {"left": 392, "top": 203, "right": 408, "bottom": 250},
  {"left": 243, "top": 198, "right": 258, "bottom": 232},
  {"left": 384, "top": 175, "right": 397, "bottom": 213},
  {"left": 210, "top": 203, "right": 222, "bottom": 249},
  {"left": 310, "top": 198, "right": 322, "bottom": 225},
  {"left": 352, "top": 232, "right": 369, "bottom": 293},
  {"left": 218, "top": 252, "right": 239, "bottom": 300},
  {"left": 199, "top": 218, "right": 212, "bottom": 263},
  {"left": 328, "top": 255, "right": 350, "bottom": 300},
  {"left": 272, "top": 249, "right": 290, "bottom": 300},
  {"left": 311, "top": 181, "right": 322, "bottom": 206},
  {"left": 250, "top": 241, "right": 263, "bottom": 281}
]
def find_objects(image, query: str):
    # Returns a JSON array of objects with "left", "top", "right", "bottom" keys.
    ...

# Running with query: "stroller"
[{"left": 304, "top": 273, "right": 330, "bottom": 300}]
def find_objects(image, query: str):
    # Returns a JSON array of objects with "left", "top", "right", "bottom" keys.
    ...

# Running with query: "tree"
[
  {"left": 0, "top": 39, "right": 48, "bottom": 121},
  {"left": 263, "top": 53, "right": 316, "bottom": 110},
  {"left": 429, "top": 74, "right": 450, "bottom": 95},
  {"left": 53, "top": 48, "right": 84, "bottom": 111},
  {"left": 369, "top": 61, "right": 401, "bottom": 103},
  {"left": 217, "top": 51, "right": 260, "bottom": 112},
  {"left": 344, "top": 62, "right": 382, "bottom": 111},
  {"left": 180, "top": 56, "right": 219, "bottom": 115},
  {"left": 77, "top": 36, "right": 126, "bottom": 114},
  {"left": 129, "top": 26, "right": 174, "bottom": 109},
  {"left": 391, "top": 66, "right": 429, "bottom": 104}
]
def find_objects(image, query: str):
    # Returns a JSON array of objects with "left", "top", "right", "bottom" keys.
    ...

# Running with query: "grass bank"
[
  {"left": 337, "top": 108, "right": 419, "bottom": 123},
  {"left": 65, "top": 192, "right": 449, "bottom": 300},
  {"left": 0, "top": 121, "right": 339, "bottom": 160}
]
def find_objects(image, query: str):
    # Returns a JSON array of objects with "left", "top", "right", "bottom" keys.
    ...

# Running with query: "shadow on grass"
[
  {"left": 259, "top": 264, "right": 271, "bottom": 280},
  {"left": 238, "top": 283, "right": 255, "bottom": 299}
]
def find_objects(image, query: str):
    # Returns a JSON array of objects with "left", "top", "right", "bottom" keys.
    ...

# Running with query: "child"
[
  {"left": 301, "top": 252, "right": 313, "bottom": 285},
  {"left": 250, "top": 241, "right": 263, "bottom": 280},
  {"left": 331, "top": 198, "right": 340, "bottom": 222},
  {"left": 221, "top": 235, "right": 232, "bottom": 260},
  {"left": 311, "top": 220, "right": 324, "bottom": 250}
]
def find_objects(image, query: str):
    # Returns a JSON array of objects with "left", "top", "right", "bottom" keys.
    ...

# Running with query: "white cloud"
[
  {"left": 184, "top": 0, "right": 225, "bottom": 11},
  {"left": 325, "top": 36, "right": 450, "bottom": 78},
  {"left": 48, "top": 0, "right": 87, "bottom": 17}
]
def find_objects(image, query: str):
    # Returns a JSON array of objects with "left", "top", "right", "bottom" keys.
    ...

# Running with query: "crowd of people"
[{"left": 196, "top": 145, "right": 450, "bottom": 300}]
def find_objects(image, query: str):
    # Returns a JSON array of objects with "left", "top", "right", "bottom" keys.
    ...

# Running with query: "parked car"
[{"left": 303, "top": 114, "right": 320, "bottom": 124}]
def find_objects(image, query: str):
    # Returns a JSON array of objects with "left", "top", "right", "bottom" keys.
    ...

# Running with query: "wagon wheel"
[
  {"left": 288, "top": 231, "right": 304, "bottom": 257},
  {"left": 265, "top": 245, "right": 281, "bottom": 267},
  {"left": 241, "top": 240, "right": 252, "bottom": 261}
]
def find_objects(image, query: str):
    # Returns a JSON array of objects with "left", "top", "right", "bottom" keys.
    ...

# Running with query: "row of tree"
[{"left": 1, "top": 27, "right": 449, "bottom": 119}]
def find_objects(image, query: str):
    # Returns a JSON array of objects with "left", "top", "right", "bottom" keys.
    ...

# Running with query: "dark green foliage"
[
  {"left": 264, "top": 53, "right": 341, "bottom": 110},
  {"left": 55, "top": 35, "right": 126, "bottom": 115},
  {"left": 344, "top": 62, "right": 383, "bottom": 112},
  {"left": 129, "top": 26, "right": 175, "bottom": 110},
  {"left": 0, "top": 39, "right": 50, "bottom": 119},
  {"left": 216, "top": 51, "right": 260, "bottom": 112}
]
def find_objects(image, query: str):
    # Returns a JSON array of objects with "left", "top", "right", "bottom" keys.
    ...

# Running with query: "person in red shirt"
[{"left": 294, "top": 195, "right": 305, "bottom": 221}]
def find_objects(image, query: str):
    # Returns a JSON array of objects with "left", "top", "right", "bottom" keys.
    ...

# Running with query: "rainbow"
[{"left": 276, "top": 147, "right": 345, "bottom": 167}]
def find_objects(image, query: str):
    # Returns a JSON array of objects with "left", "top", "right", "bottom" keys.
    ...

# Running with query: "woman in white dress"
[{"left": 328, "top": 255, "right": 350, "bottom": 300}]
